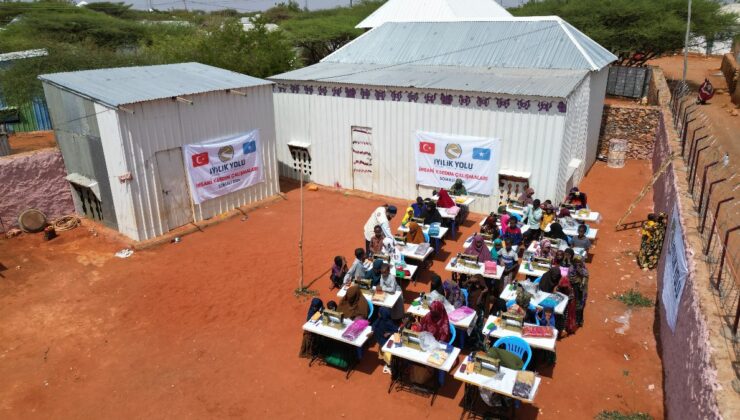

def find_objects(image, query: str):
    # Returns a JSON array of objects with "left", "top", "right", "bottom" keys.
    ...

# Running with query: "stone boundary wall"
[
  {"left": 651, "top": 67, "right": 736, "bottom": 419},
  {"left": 720, "top": 53, "right": 738, "bottom": 95},
  {"left": 598, "top": 104, "right": 660, "bottom": 159},
  {"left": 0, "top": 148, "right": 74, "bottom": 231}
]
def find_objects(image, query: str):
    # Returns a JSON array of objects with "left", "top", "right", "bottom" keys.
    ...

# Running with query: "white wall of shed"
[
  {"left": 94, "top": 103, "right": 140, "bottom": 239},
  {"left": 558, "top": 75, "right": 591, "bottom": 201},
  {"left": 114, "top": 85, "right": 279, "bottom": 241},
  {"left": 585, "top": 67, "right": 609, "bottom": 170},
  {"left": 273, "top": 91, "right": 567, "bottom": 214}
]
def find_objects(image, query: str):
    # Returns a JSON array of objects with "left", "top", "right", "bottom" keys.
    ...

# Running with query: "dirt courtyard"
[{"left": 0, "top": 161, "right": 663, "bottom": 419}]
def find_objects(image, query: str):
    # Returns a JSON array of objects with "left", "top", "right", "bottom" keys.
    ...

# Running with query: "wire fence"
[{"left": 668, "top": 79, "right": 740, "bottom": 378}]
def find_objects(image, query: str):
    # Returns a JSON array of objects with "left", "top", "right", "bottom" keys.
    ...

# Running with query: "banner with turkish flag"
[
  {"left": 182, "top": 130, "right": 264, "bottom": 205},
  {"left": 414, "top": 130, "right": 501, "bottom": 195}
]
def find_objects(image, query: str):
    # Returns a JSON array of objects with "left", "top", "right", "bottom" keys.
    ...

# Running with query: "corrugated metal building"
[
  {"left": 270, "top": 18, "right": 616, "bottom": 213},
  {"left": 0, "top": 49, "right": 52, "bottom": 133},
  {"left": 356, "top": 0, "right": 511, "bottom": 29},
  {"left": 40, "top": 63, "right": 279, "bottom": 241}
]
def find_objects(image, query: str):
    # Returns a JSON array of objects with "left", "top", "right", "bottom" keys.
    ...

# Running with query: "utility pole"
[
  {"left": 682, "top": 0, "right": 692, "bottom": 81},
  {"left": 183, "top": 0, "right": 188, "bottom": 11}
]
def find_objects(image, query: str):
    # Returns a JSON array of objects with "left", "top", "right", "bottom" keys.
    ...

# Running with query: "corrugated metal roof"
[
  {"left": 356, "top": 0, "right": 511, "bottom": 29},
  {"left": 327, "top": 18, "right": 616, "bottom": 71},
  {"left": 270, "top": 62, "right": 587, "bottom": 98},
  {"left": 39, "top": 62, "right": 271, "bottom": 107},
  {"left": 0, "top": 48, "right": 48, "bottom": 62}
]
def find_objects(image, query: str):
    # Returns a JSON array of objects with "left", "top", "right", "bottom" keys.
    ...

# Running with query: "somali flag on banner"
[{"left": 473, "top": 147, "right": 491, "bottom": 161}]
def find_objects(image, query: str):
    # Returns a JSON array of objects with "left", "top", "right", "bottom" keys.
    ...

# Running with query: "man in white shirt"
[
  {"left": 363, "top": 205, "right": 397, "bottom": 253},
  {"left": 522, "top": 199, "right": 543, "bottom": 247}
]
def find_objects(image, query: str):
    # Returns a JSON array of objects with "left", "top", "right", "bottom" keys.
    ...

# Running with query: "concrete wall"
[
  {"left": 598, "top": 105, "right": 661, "bottom": 160},
  {"left": 0, "top": 148, "right": 74, "bottom": 230}
]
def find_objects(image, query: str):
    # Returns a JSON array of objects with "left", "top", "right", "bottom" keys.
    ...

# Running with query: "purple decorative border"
[{"left": 273, "top": 83, "right": 567, "bottom": 114}]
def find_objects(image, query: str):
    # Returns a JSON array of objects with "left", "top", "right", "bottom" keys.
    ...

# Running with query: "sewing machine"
[
  {"left": 393, "top": 235, "right": 407, "bottom": 245},
  {"left": 411, "top": 217, "right": 426, "bottom": 225},
  {"left": 472, "top": 351, "right": 501, "bottom": 377},
  {"left": 400, "top": 328, "right": 422, "bottom": 351},
  {"left": 508, "top": 200, "right": 526, "bottom": 212},
  {"left": 458, "top": 253, "right": 480, "bottom": 269},
  {"left": 501, "top": 312, "right": 524, "bottom": 332},
  {"left": 560, "top": 203, "right": 577, "bottom": 211},
  {"left": 531, "top": 257, "right": 552, "bottom": 271},
  {"left": 548, "top": 237, "right": 566, "bottom": 249},
  {"left": 322, "top": 309, "right": 345, "bottom": 330},
  {"left": 355, "top": 277, "right": 373, "bottom": 290},
  {"left": 480, "top": 232, "right": 494, "bottom": 244},
  {"left": 374, "top": 254, "right": 391, "bottom": 264}
]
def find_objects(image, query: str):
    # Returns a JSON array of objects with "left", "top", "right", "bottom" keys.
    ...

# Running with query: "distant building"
[
  {"left": 40, "top": 63, "right": 279, "bottom": 241},
  {"left": 356, "top": 0, "right": 512, "bottom": 29},
  {"left": 271, "top": 18, "right": 616, "bottom": 209}
]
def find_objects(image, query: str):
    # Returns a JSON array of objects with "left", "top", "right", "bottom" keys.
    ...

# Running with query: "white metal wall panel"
[
  {"left": 274, "top": 89, "right": 566, "bottom": 214},
  {"left": 113, "top": 85, "right": 279, "bottom": 241},
  {"left": 558, "top": 75, "right": 591, "bottom": 201},
  {"left": 585, "top": 67, "right": 609, "bottom": 169}
]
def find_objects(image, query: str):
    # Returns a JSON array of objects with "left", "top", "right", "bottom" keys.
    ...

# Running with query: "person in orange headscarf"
[{"left": 405, "top": 221, "right": 426, "bottom": 244}]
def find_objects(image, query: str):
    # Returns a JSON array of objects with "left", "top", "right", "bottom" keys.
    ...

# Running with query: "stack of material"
[{"left": 598, "top": 105, "right": 661, "bottom": 160}]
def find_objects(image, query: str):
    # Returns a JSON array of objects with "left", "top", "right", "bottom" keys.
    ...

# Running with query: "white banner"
[
  {"left": 182, "top": 130, "right": 264, "bottom": 205},
  {"left": 661, "top": 202, "right": 689, "bottom": 332},
  {"left": 414, "top": 130, "right": 501, "bottom": 195}
]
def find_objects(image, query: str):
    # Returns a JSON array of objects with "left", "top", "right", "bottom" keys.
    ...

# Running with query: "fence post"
[
  {"left": 697, "top": 161, "right": 720, "bottom": 207},
  {"left": 716, "top": 225, "right": 740, "bottom": 299},
  {"left": 683, "top": 124, "right": 708, "bottom": 157},
  {"left": 706, "top": 197, "right": 734, "bottom": 257},
  {"left": 689, "top": 144, "right": 713, "bottom": 193},
  {"left": 701, "top": 177, "right": 728, "bottom": 232}
]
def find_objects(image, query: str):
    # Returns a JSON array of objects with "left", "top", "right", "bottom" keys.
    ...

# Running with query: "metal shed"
[
  {"left": 270, "top": 18, "right": 616, "bottom": 213},
  {"left": 40, "top": 63, "right": 279, "bottom": 241}
]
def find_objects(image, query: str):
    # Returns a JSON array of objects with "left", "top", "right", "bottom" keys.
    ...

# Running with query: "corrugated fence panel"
[
  {"left": 606, "top": 66, "right": 651, "bottom": 98},
  {"left": 274, "top": 87, "right": 568, "bottom": 215},
  {"left": 0, "top": 98, "right": 53, "bottom": 133}
]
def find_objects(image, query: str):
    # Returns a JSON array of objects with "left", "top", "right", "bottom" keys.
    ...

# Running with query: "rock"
[{"left": 731, "top": 110, "right": 739, "bottom": 117}]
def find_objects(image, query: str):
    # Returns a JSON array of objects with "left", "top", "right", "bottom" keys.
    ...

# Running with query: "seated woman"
[
  {"left": 330, "top": 255, "right": 348, "bottom": 290},
  {"left": 490, "top": 238, "right": 503, "bottom": 263},
  {"left": 337, "top": 285, "right": 370, "bottom": 320},
  {"left": 400, "top": 206, "right": 415, "bottom": 227},
  {"left": 480, "top": 213, "right": 500, "bottom": 239},
  {"left": 540, "top": 203, "right": 556, "bottom": 230},
  {"left": 373, "top": 307, "right": 399, "bottom": 374},
  {"left": 555, "top": 276, "right": 578, "bottom": 338},
  {"left": 505, "top": 289, "right": 537, "bottom": 324},
  {"left": 538, "top": 267, "right": 561, "bottom": 294},
  {"left": 566, "top": 187, "right": 588, "bottom": 209},
  {"left": 534, "top": 239, "right": 555, "bottom": 259},
  {"left": 465, "top": 234, "right": 492, "bottom": 263},
  {"left": 427, "top": 275, "right": 455, "bottom": 312},
  {"left": 443, "top": 278, "right": 465, "bottom": 309},
  {"left": 411, "top": 197, "right": 425, "bottom": 217},
  {"left": 422, "top": 201, "right": 443, "bottom": 225},
  {"left": 299, "top": 298, "right": 324, "bottom": 358},
  {"left": 405, "top": 221, "right": 426, "bottom": 244},
  {"left": 420, "top": 301, "right": 452, "bottom": 343},
  {"left": 436, "top": 189, "right": 456, "bottom": 209},
  {"left": 449, "top": 178, "right": 467, "bottom": 196},
  {"left": 544, "top": 222, "right": 570, "bottom": 245}
]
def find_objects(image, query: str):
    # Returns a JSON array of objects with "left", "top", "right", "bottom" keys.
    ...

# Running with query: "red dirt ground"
[
  {"left": 7, "top": 131, "right": 57, "bottom": 155},
  {"left": 0, "top": 161, "right": 663, "bottom": 419}
]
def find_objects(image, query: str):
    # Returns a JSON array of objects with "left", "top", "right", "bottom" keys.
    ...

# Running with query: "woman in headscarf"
[
  {"left": 364, "top": 259, "right": 383, "bottom": 286},
  {"left": 450, "top": 178, "right": 467, "bottom": 196},
  {"left": 540, "top": 203, "right": 556, "bottom": 230},
  {"left": 545, "top": 222, "right": 570, "bottom": 244},
  {"left": 443, "top": 278, "right": 465, "bottom": 309},
  {"left": 411, "top": 197, "right": 425, "bottom": 217},
  {"left": 426, "top": 274, "right": 454, "bottom": 312},
  {"left": 337, "top": 285, "right": 370, "bottom": 320},
  {"left": 299, "top": 298, "right": 324, "bottom": 358},
  {"left": 500, "top": 213, "right": 511, "bottom": 234},
  {"left": 400, "top": 206, "right": 415, "bottom": 227},
  {"left": 535, "top": 239, "right": 555, "bottom": 259},
  {"left": 569, "top": 255, "right": 589, "bottom": 327},
  {"left": 538, "top": 266, "right": 561, "bottom": 294},
  {"left": 423, "top": 201, "right": 443, "bottom": 225},
  {"left": 517, "top": 187, "right": 535, "bottom": 206},
  {"left": 480, "top": 213, "right": 500, "bottom": 238},
  {"left": 420, "top": 301, "right": 452, "bottom": 342},
  {"left": 405, "top": 221, "right": 426, "bottom": 244},
  {"left": 490, "top": 238, "right": 503, "bottom": 262},
  {"left": 436, "top": 189, "right": 456, "bottom": 209},
  {"left": 555, "top": 276, "right": 578, "bottom": 337},
  {"left": 566, "top": 187, "right": 588, "bottom": 209},
  {"left": 465, "top": 234, "right": 492, "bottom": 263},
  {"left": 373, "top": 307, "right": 399, "bottom": 374}
]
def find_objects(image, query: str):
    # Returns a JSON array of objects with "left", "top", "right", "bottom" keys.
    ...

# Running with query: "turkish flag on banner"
[
  {"left": 419, "top": 141, "right": 435, "bottom": 154},
  {"left": 191, "top": 152, "right": 209, "bottom": 167}
]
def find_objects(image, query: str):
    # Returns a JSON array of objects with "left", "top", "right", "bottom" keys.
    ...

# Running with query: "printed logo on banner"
[
  {"left": 218, "top": 145, "right": 234, "bottom": 162},
  {"left": 419, "top": 141, "right": 435, "bottom": 154},
  {"left": 191, "top": 152, "right": 209, "bottom": 167},
  {"left": 473, "top": 147, "right": 491, "bottom": 161},
  {"left": 445, "top": 143, "right": 462, "bottom": 159},
  {"left": 243, "top": 141, "right": 257, "bottom": 155}
]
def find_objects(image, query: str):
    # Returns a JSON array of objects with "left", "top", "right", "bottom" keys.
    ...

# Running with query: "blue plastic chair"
[
  {"left": 533, "top": 276, "right": 542, "bottom": 285},
  {"left": 493, "top": 336, "right": 532, "bottom": 370},
  {"left": 448, "top": 321, "right": 457, "bottom": 345},
  {"left": 460, "top": 288, "right": 469, "bottom": 307},
  {"left": 364, "top": 296, "right": 374, "bottom": 320}
]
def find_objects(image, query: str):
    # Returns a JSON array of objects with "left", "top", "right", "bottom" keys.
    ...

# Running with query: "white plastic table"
[
  {"left": 398, "top": 243, "right": 435, "bottom": 262},
  {"left": 454, "top": 364, "right": 541, "bottom": 411},
  {"left": 482, "top": 315, "right": 557, "bottom": 352},
  {"left": 397, "top": 224, "right": 449, "bottom": 240},
  {"left": 445, "top": 259, "right": 504, "bottom": 280},
  {"left": 362, "top": 260, "right": 418, "bottom": 280},
  {"left": 384, "top": 339, "right": 460, "bottom": 404},
  {"left": 337, "top": 285, "right": 403, "bottom": 309},
  {"left": 570, "top": 210, "right": 601, "bottom": 223},
  {"left": 431, "top": 194, "right": 476, "bottom": 206},
  {"left": 499, "top": 286, "right": 569, "bottom": 315},
  {"left": 544, "top": 223, "right": 598, "bottom": 240},
  {"left": 407, "top": 299, "right": 478, "bottom": 332},
  {"left": 302, "top": 318, "right": 372, "bottom": 347}
]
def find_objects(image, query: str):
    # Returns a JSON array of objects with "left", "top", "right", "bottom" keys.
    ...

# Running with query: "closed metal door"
[
  {"left": 155, "top": 148, "right": 193, "bottom": 231},
  {"left": 351, "top": 126, "right": 373, "bottom": 192}
]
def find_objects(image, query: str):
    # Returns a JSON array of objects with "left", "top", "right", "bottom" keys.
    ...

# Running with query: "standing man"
[
  {"left": 522, "top": 199, "right": 543, "bottom": 246},
  {"left": 363, "top": 204, "right": 396, "bottom": 253}
]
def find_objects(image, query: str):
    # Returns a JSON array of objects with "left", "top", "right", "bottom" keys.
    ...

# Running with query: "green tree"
[{"left": 511, "top": 0, "right": 739, "bottom": 65}]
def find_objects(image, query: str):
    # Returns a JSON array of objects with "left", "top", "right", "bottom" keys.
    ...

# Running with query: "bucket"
[{"left": 607, "top": 138, "right": 628, "bottom": 168}]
